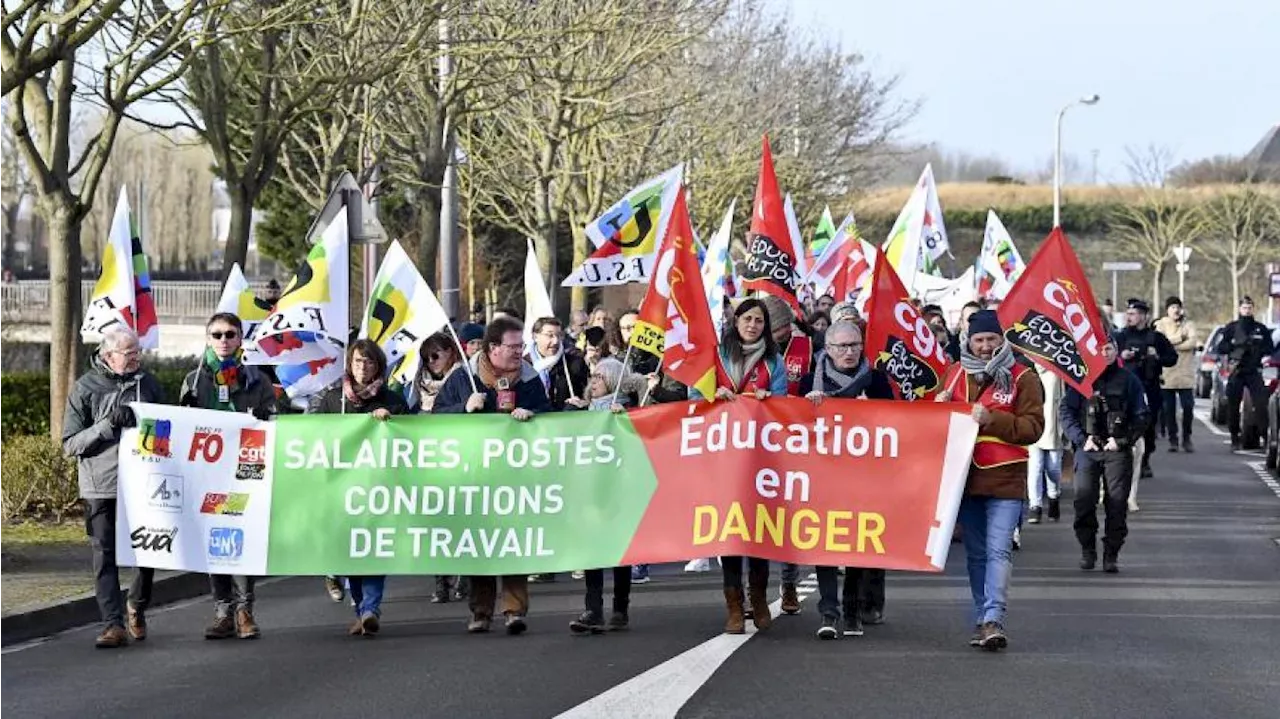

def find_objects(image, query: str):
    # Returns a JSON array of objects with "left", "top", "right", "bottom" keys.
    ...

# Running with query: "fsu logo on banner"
[
  {"left": 863, "top": 257, "right": 949, "bottom": 400},
  {"left": 997, "top": 228, "right": 1108, "bottom": 395}
]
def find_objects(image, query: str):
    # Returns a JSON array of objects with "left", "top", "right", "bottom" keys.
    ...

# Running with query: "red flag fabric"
[
  {"left": 742, "top": 135, "right": 803, "bottom": 316},
  {"left": 630, "top": 190, "right": 726, "bottom": 400},
  {"left": 862, "top": 254, "right": 950, "bottom": 400},
  {"left": 996, "top": 227, "right": 1109, "bottom": 395}
]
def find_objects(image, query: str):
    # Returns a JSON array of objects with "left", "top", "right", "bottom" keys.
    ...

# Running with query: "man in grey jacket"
[{"left": 62, "top": 326, "right": 165, "bottom": 648}]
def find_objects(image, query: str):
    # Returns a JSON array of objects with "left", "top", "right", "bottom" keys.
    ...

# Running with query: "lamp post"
[{"left": 1054, "top": 94, "right": 1100, "bottom": 227}]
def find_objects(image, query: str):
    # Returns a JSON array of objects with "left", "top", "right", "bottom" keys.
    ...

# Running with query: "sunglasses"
[{"left": 209, "top": 331, "right": 239, "bottom": 340}]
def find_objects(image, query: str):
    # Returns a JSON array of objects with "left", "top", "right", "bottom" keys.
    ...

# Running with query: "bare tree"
[
  {"left": 1198, "top": 189, "right": 1280, "bottom": 310},
  {"left": 1110, "top": 195, "right": 1204, "bottom": 308},
  {"left": 3, "top": 0, "right": 225, "bottom": 439}
]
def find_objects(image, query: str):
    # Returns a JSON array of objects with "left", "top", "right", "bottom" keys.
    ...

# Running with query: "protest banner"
[{"left": 117, "top": 399, "right": 977, "bottom": 576}]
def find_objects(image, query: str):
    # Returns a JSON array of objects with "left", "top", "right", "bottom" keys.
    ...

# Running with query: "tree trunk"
[
  {"left": 1230, "top": 255, "right": 1241, "bottom": 312},
  {"left": 1150, "top": 260, "right": 1165, "bottom": 309},
  {"left": 417, "top": 185, "right": 442, "bottom": 286},
  {"left": 569, "top": 224, "right": 590, "bottom": 313},
  {"left": 222, "top": 185, "right": 256, "bottom": 280},
  {"left": 45, "top": 201, "right": 83, "bottom": 442},
  {"left": 533, "top": 178, "right": 556, "bottom": 312}
]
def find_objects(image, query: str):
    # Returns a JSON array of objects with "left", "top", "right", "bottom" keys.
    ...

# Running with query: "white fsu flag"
[{"left": 562, "top": 165, "right": 684, "bottom": 287}]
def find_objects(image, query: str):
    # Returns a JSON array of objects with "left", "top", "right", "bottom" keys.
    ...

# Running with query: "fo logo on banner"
[
  {"left": 188, "top": 427, "right": 225, "bottom": 463},
  {"left": 235, "top": 428, "right": 266, "bottom": 481},
  {"left": 200, "top": 492, "right": 250, "bottom": 516},
  {"left": 209, "top": 527, "right": 245, "bottom": 562},
  {"left": 136, "top": 418, "right": 172, "bottom": 458},
  {"left": 146, "top": 474, "right": 183, "bottom": 513}
]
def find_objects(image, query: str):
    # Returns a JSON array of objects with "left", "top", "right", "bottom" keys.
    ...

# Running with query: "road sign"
[
  {"left": 1102, "top": 262, "right": 1142, "bottom": 272},
  {"left": 1270, "top": 272, "right": 1280, "bottom": 298},
  {"left": 1173, "top": 245, "right": 1192, "bottom": 263},
  {"left": 1176, "top": 263, "right": 1189, "bottom": 273}
]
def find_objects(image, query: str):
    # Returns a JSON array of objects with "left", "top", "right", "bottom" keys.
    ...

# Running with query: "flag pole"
[
  {"left": 443, "top": 322, "right": 480, "bottom": 394},
  {"left": 610, "top": 343, "right": 634, "bottom": 406},
  {"left": 561, "top": 354, "right": 577, "bottom": 401}
]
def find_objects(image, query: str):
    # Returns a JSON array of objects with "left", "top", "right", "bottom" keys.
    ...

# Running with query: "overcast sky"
[{"left": 785, "top": 0, "right": 1280, "bottom": 182}]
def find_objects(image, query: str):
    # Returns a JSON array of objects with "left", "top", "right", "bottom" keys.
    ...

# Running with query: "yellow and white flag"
[{"left": 359, "top": 239, "right": 451, "bottom": 389}]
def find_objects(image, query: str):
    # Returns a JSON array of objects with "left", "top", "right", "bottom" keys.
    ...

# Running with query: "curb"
[{"left": 1, "top": 572, "right": 210, "bottom": 646}]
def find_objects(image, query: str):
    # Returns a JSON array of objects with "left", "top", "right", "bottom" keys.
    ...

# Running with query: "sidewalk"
[{"left": 1, "top": 522, "right": 208, "bottom": 645}]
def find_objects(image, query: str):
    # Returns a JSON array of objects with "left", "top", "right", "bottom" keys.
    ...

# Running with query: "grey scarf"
[
  {"left": 725, "top": 339, "right": 767, "bottom": 391},
  {"left": 960, "top": 339, "right": 1016, "bottom": 393},
  {"left": 813, "top": 352, "right": 871, "bottom": 398}
]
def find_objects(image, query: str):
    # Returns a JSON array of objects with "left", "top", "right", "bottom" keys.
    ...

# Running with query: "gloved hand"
[
  {"left": 111, "top": 405, "right": 136, "bottom": 428},
  {"left": 251, "top": 405, "right": 272, "bottom": 421}
]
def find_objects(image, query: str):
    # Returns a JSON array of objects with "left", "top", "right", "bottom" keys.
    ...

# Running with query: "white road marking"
[
  {"left": 1246, "top": 461, "right": 1280, "bottom": 501},
  {"left": 1193, "top": 409, "right": 1230, "bottom": 437},
  {"left": 555, "top": 573, "right": 819, "bottom": 719}
]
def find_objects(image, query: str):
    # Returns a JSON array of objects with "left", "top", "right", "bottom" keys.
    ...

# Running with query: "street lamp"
[{"left": 1054, "top": 94, "right": 1100, "bottom": 228}]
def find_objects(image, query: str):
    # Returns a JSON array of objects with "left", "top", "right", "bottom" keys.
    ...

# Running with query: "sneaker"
[
  {"left": 1080, "top": 550, "right": 1097, "bottom": 571},
  {"left": 527, "top": 574, "right": 556, "bottom": 583},
  {"left": 861, "top": 609, "right": 885, "bottom": 626},
  {"left": 430, "top": 590, "right": 450, "bottom": 604},
  {"left": 631, "top": 567, "right": 651, "bottom": 584},
  {"left": 235, "top": 609, "right": 260, "bottom": 639},
  {"left": 684, "top": 558, "right": 711, "bottom": 572},
  {"left": 95, "top": 625, "right": 128, "bottom": 649},
  {"left": 569, "top": 611, "right": 605, "bottom": 635},
  {"left": 1128, "top": 499, "right": 1140, "bottom": 512},
  {"left": 1012, "top": 527, "right": 1021, "bottom": 551},
  {"left": 571, "top": 570, "right": 585, "bottom": 580},
  {"left": 1168, "top": 440, "right": 1179, "bottom": 453},
  {"left": 126, "top": 603, "right": 146, "bottom": 641},
  {"left": 324, "top": 576, "right": 345, "bottom": 602},
  {"left": 780, "top": 583, "right": 801, "bottom": 615},
  {"left": 360, "top": 611, "right": 380, "bottom": 636},
  {"left": 452, "top": 588, "right": 468, "bottom": 602},
  {"left": 348, "top": 618, "right": 366, "bottom": 636},
  {"left": 816, "top": 617, "right": 839, "bottom": 640},
  {"left": 842, "top": 613, "right": 864, "bottom": 637},
  {"left": 1047, "top": 498, "right": 1061, "bottom": 522},
  {"left": 969, "top": 625, "right": 982, "bottom": 647},
  {"left": 1102, "top": 555, "right": 1119, "bottom": 574},
  {"left": 977, "top": 622, "right": 1008, "bottom": 651},
  {"left": 505, "top": 614, "right": 528, "bottom": 635},
  {"left": 1182, "top": 438, "right": 1194, "bottom": 453},
  {"left": 204, "top": 615, "right": 236, "bottom": 640},
  {"left": 1231, "top": 437, "right": 1242, "bottom": 451},
  {"left": 1027, "top": 506, "right": 1042, "bottom": 524},
  {"left": 1140, "top": 464, "right": 1153, "bottom": 479},
  {"left": 466, "top": 617, "right": 491, "bottom": 634},
  {"left": 607, "top": 611, "right": 629, "bottom": 632}
]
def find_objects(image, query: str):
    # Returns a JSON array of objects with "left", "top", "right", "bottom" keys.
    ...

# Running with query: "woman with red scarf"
[{"left": 307, "top": 340, "right": 410, "bottom": 637}]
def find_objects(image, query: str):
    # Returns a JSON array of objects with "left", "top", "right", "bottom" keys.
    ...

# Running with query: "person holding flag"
[
  {"left": 935, "top": 310, "right": 1045, "bottom": 651},
  {"left": 179, "top": 312, "right": 278, "bottom": 641}
]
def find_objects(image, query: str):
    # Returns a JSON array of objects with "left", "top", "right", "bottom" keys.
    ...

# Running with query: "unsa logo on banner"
[{"left": 208, "top": 527, "right": 245, "bottom": 561}]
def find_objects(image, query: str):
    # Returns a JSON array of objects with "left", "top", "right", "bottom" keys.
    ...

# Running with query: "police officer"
[
  {"left": 1216, "top": 296, "right": 1277, "bottom": 450},
  {"left": 1111, "top": 299, "right": 1175, "bottom": 478},
  {"left": 1061, "top": 333, "right": 1149, "bottom": 573}
]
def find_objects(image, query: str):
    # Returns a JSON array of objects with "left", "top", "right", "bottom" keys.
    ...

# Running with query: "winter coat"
[
  {"left": 1216, "top": 317, "right": 1276, "bottom": 376},
  {"left": 796, "top": 355, "right": 894, "bottom": 400},
  {"left": 949, "top": 366, "right": 1045, "bottom": 500},
  {"left": 1111, "top": 326, "right": 1177, "bottom": 390},
  {"left": 527, "top": 347, "right": 590, "bottom": 411},
  {"left": 689, "top": 348, "right": 787, "bottom": 400},
  {"left": 61, "top": 354, "right": 166, "bottom": 500},
  {"left": 1060, "top": 362, "right": 1149, "bottom": 452},
  {"left": 433, "top": 354, "right": 552, "bottom": 415},
  {"left": 1153, "top": 316, "right": 1199, "bottom": 390},
  {"left": 179, "top": 361, "right": 277, "bottom": 415},
  {"left": 1033, "top": 364, "right": 1065, "bottom": 450},
  {"left": 307, "top": 381, "right": 412, "bottom": 417}
]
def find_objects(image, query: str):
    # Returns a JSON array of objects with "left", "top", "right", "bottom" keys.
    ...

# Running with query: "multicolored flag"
[
  {"left": 700, "top": 199, "right": 736, "bottom": 340},
  {"left": 630, "top": 189, "right": 724, "bottom": 401},
  {"left": 863, "top": 254, "right": 950, "bottom": 401},
  {"left": 563, "top": 165, "right": 684, "bottom": 287},
  {"left": 831, "top": 240, "right": 876, "bottom": 305},
  {"left": 881, "top": 164, "right": 949, "bottom": 287},
  {"left": 783, "top": 193, "right": 808, "bottom": 282},
  {"left": 741, "top": 135, "right": 803, "bottom": 316},
  {"left": 920, "top": 164, "right": 950, "bottom": 272},
  {"left": 276, "top": 355, "right": 344, "bottom": 410},
  {"left": 81, "top": 187, "right": 158, "bottom": 348},
  {"left": 997, "top": 228, "right": 1109, "bottom": 395},
  {"left": 216, "top": 262, "right": 273, "bottom": 341},
  {"left": 360, "top": 240, "right": 451, "bottom": 393},
  {"left": 808, "top": 206, "right": 837, "bottom": 264},
  {"left": 976, "top": 210, "right": 1026, "bottom": 301},
  {"left": 807, "top": 213, "right": 861, "bottom": 296},
  {"left": 246, "top": 207, "right": 350, "bottom": 365}
]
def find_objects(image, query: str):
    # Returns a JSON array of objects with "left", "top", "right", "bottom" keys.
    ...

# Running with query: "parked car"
[
  {"left": 1197, "top": 324, "right": 1225, "bottom": 399},
  {"left": 1266, "top": 375, "right": 1279, "bottom": 472}
]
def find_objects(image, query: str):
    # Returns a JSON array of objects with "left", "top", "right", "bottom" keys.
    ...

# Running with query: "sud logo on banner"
[
  {"left": 116, "top": 405, "right": 275, "bottom": 575},
  {"left": 996, "top": 227, "right": 1109, "bottom": 395},
  {"left": 863, "top": 256, "right": 950, "bottom": 400}
]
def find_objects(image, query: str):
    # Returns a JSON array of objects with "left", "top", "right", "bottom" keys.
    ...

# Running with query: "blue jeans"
[
  {"left": 348, "top": 576, "right": 386, "bottom": 617},
  {"left": 1026, "top": 448, "right": 1062, "bottom": 509},
  {"left": 958, "top": 496, "right": 1022, "bottom": 627}
]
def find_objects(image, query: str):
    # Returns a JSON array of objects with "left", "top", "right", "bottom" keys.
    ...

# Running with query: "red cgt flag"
[
  {"left": 630, "top": 190, "right": 726, "bottom": 401},
  {"left": 996, "top": 227, "right": 1109, "bottom": 395},
  {"left": 741, "top": 135, "right": 803, "bottom": 317},
  {"left": 862, "top": 253, "right": 950, "bottom": 400}
]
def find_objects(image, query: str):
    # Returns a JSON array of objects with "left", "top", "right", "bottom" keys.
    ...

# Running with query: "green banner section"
[{"left": 267, "top": 411, "right": 657, "bottom": 575}]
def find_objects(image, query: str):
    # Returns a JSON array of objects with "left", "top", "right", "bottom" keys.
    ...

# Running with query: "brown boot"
[
  {"left": 95, "top": 625, "right": 128, "bottom": 649},
  {"left": 349, "top": 618, "right": 366, "bottom": 636},
  {"left": 780, "top": 583, "right": 801, "bottom": 615},
  {"left": 235, "top": 608, "right": 260, "bottom": 639},
  {"left": 748, "top": 584, "right": 773, "bottom": 630},
  {"left": 204, "top": 614, "right": 235, "bottom": 640},
  {"left": 723, "top": 587, "right": 746, "bottom": 634},
  {"left": 126, "top": 603, "right": 146, "bottom": 641}
]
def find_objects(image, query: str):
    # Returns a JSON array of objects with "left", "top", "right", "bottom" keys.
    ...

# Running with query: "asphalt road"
[{"left": 4, "top": 409, "right": 1279, "bottom": 719}]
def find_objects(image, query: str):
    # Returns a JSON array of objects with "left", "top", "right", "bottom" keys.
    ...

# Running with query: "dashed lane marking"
[{"left": 1246, "top": 461, "right": 1280, "bottom": 501}]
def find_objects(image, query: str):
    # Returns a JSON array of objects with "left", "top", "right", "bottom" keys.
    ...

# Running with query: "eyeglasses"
[
  {"left": 499, "top": 342, "right": 524, "bottom": 351},
  {"left": 209, "top": 331, "right": 238, "bottom": 340},
  {"left": 827, "top": 342, "right": 863, "bottom": 353},
  {"left": 111, "top": 348, "right": 141, "bottom": 358},
  {"left": 537, "top": 330, "right": 562, "bottom": 339},
  {"left": 619, "top": 323, "right": 636, "bottom": 332}
]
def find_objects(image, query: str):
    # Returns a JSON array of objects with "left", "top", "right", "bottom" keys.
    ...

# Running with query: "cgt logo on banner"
[{"left": 116, "top": 405, "right": 273, "bottom": 574}]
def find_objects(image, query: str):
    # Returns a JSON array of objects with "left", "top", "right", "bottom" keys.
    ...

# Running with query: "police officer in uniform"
[
  {"left": 1216, "top": 296, "right": 1277, "bottom": 450},
  {"left": 1061, "top": 333, "right": 1149, "bottom": 573},
  {"left": 1110, "top": 299, "right": 1175, "bottom": 478}
]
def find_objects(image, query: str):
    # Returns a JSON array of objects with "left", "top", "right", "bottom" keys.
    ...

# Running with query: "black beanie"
[
  {"left": 1165, "top": 296, "right": 1182, "bottom": 310},
  {"left": 967, "top": 309, "right": 1002, "bottom": 337}
]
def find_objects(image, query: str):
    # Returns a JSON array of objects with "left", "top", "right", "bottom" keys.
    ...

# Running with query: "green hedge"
[
  {"left": 1, "top": 367, "right": 189, "bottom": 439},
  {"left": 1, "top": 435, "right": 80, "bottom": 522},
  {"left": 857, "top": 203, "right": 1124, "bottom": 237}
]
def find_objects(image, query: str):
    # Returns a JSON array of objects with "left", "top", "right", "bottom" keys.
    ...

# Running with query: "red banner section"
[{"left": 622, "top": 397, "right": 978, "bottom": 572}]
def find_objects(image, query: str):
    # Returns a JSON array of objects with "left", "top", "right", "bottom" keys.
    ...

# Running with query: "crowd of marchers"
[{"left": 63, "top": 288, "right": 1273, "bottom": 652}]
